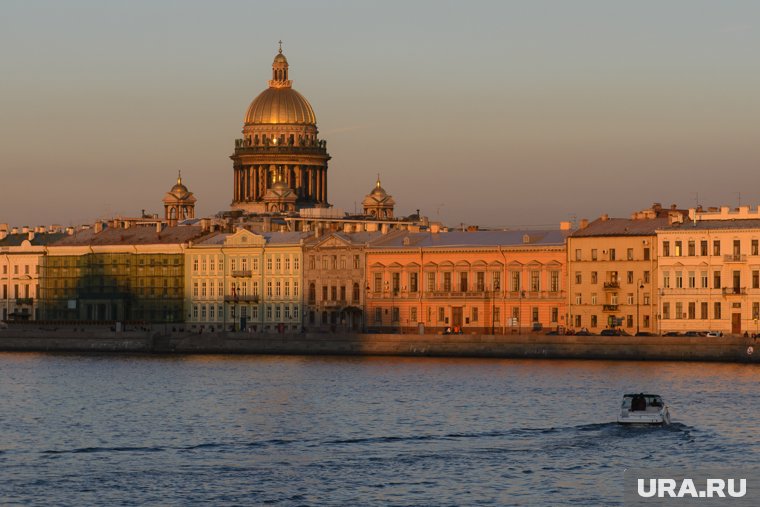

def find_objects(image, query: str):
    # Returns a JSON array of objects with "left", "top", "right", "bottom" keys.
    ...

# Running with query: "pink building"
[{"left": 365, "top": 228, "right": 570, "bottom": 334}]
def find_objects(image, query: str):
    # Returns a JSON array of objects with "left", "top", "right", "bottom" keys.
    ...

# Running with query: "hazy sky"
[{"left": 1, "top": 1, "right": 759, "bottom": 229}]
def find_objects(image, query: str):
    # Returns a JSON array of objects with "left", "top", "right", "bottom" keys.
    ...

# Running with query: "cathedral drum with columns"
[{"left": 231, "top": 45, "right": 331, "bottom": 213}]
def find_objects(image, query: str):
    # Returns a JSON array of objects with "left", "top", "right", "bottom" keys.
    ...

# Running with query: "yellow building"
[
  {"left": 185, "top": 229, "right": 309, "bottom": 332},
  {"left": 0, "top": 225, "right": 67, "bottom": 321},
  {"left": 566, "top": 205, "right": 682, "bottom": 334},
  {"left": 657, "top": 206, "right": 760, "bottom": 335}
]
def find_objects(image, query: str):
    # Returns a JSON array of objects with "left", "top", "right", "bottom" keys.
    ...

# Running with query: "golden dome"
[
  {"left": 245, "top": 87, "right": 316, "bottom": 125},
  {"left": 244, "top": 45, "right": 317, "bottom": 126}
]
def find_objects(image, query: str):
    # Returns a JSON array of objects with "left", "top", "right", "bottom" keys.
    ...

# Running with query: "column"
[
  {"left": 234, "top": 169, "right": 239, "bottom": 201},
  {"left": 323, "top": 167, "right": 327, "bottom": 203}
]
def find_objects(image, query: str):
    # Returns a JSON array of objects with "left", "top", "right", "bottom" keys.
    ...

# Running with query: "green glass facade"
[{"left": 39, "top": 253, "right": 184, "bottom": 323}]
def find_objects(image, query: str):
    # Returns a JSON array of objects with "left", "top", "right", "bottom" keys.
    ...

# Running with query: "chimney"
[
  {"left": 11, "top": 227, "right": 18, "bottom": 234},
  {"left": 156, "top": 222, "right": 164, "bottom": 234},
  {"left": 28, "top": 231, "right": 35, "bottom": 241},
  {"left": 21, "top": 226, "right": 29, "bottom": 234},
  {"left": 600, "top": 214, "right": 609, "bottom": 221},
  {"left": 579, "top": 219, "right": 589, "bottom": 230},
  {"left": 560, "top": 221, "right": 572, "bottom": 230},
  {"left": 94, "top": 221, "right": 105, "bottom": 233}
]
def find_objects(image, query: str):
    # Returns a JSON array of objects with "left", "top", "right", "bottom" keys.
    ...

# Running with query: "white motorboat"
[{"left": 617, "top": 393, "right": 671, "bottom": 425}]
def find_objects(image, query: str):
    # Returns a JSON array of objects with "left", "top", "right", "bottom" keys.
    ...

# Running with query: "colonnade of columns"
[{"left": 233, "top": 164, "right": 328, "bottom": 204}]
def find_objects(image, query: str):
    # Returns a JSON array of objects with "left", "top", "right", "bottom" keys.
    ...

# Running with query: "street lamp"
[{"left": 636, "top": 279, "right": 644, "bottom": 335}]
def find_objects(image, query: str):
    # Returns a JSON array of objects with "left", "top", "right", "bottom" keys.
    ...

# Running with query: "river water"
[{"left": 0, "top": 353, "right": 758, "bottom": 506}]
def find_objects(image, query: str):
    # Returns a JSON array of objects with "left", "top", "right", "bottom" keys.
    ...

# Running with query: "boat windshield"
[{"left": 622, "top": 395, "right": 664, "bottom": 410}]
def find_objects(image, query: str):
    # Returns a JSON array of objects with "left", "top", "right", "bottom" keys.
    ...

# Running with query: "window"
[
  {"left": 392, "top": 272, "right": 400, "bottom": 292},
  {"left": 714, "top": 302, "right": 722, "bottom": 320},
  {"left": 753, "top": 240, "right": 759, "bottom": 256},
  {"left": 609, "top": 249, "right": 616, "bottom": 261},
  {"left": 340, "top": 256, "right": 346, "bottom": 270},
  {"left": 626, "top": 315, "right": 633, "bottom": 328},
  {"left": 231, "top": 258, "right": 236, "bottom": 271},
  {"left": 353, "top": 255, "right": 360, "bottom": 269},
  {"left": 627, "top": 294, "right": 633, "bottom": 305},
  {"left": 551, "top": 307, "right": 558, "bottom": 323},
  {"left": 391, "top": 307, "right": 399, "bottom": 322},
  {"left": 550, "top": 271, "right": 560, "bottom": 292},
  {"left": 427, "top": 272, "right": 436, "bottom": 292},
  {"left": 410, "top": 272, "right": 418, "bottom": 293},
  {"left": 284, "top": 281, "right": 290, "bottom": 297},
  {"left": 476, "top": 272, "right": 485, "bottom": 291},
  {"left": 575, "top": 272, "right": 582, "bottom": 284},
  {"left": 193, "top": 305, "right": 198, "bottom": 319},
  {"left": 675, "top": 271, "right": 683, "bottom": 289},
  {"left": 643, "top": 271, "right": 650, "bottom": 284},
  {"left": 353, "top": 283, "right": 360, "bottom": 302},
  {"left": 218, "top": 258, "right": 224, "bottom": 272},
  {"left": 701, "top": 302, "right": 708, "bottom": 320},
  {"left": 753, "top": 302, "right": 760, "bottom": 320},
  {"left": 591, "top": 315, "right": 597, "bottom": 327},
  {"left": 321, "top": 257, "right": 328, "bottom": 270},
  {"left": 285, "top": 257, "right": 290, "bottom": 271},
  {"left": 443, "top": 272, "right": 452, "bottom": 292},
  {"left": 459, "top": 272, "right": 468, "bottom": 292},
  {"left": 267, "top": 281, "right": 273, "bottom": 297},
  {"left": 193, "top": 258, "right": 199, "bottom": 272},
  {"left": 331, "top": 255, "right": 338, "bottom": 270},
  {"left": 472, "top": 307, "right": 478, "bottom": 322},
  {"left": 591, "top": 249, "right": 598, "bottom": 261},
  {"left": 643, "top": 294, "right": 650, "bottom": 305},
  {"left": 713, "top": 271, "right": 721, "bottom": 290},
  {"left": 663, "top": 241, "right": 670, "bottom": 257},
  {"left": 688, "top": 272, "right": 695, "bottom": 289},
  {"left": 438, "top": 307, "right": 445, "bottom": 322},
  {"left": 201, "top": 282, "right": 207, "bottom": 298},
  {"left": 688, "top": 302, "right": 696, "bottom": 319},
  {"left": 688, "top": 240, "right": 695, "bottom": 256},
  {"left": 510, "top": 271, "right": 520, "bottom": 291},
  {"left": 294, "top": 281, "right": 299, "bottom": 297},
  {"left": 701, "top": 271, "right": 708, "bottom": 288},
  {"left": 331, "top": 286, "right": 337, "bottom": 301},
  {"left": 627, "top": 248, "right": 634, "bottom": 260},
  {"left": 374, "top": 273, "right": 382, "bottom": 292},
  {"left": 663, "top": 303, "right": 670, "bottom": 319},
  {"left": 591, "top": 293, "right": 597, "bottom": 305},
  {"left": 575, "top": 293, "right": 582, "bottom": 305},
  {"left": 309, "top": 256, "right": 316, "bottom": 270},
  {"left": 492, "top": 272, "right": 501, "bottom": 291},
  {"left": 663, "top": 272, "right": 670, "bottom": 289},
  {"left": 193, "top": 282, "right": 199, "bottom": 297},
  {"left": 494, "top": 307, "right": 501, "bottom": 323},
  {"left": 209, "top": 305, "right": 215, "bottom": 320},
  {"left": 591, "top": 271, "right": 598, "bottom": 284},
  {"left": 411, "top": 307, "right": 418, "bottom": 322},
  {"left": 643, "top": 248, "right": 650, "bottom": 261},
  {"left": 713, "top": 240, "right": 721, "bottom": 256},
  {"left": 753, "top": 270, "right": 759, "bottom": 289},
  {"left": 530, "top": 271, "right": 540, "bottom": 291},
  {"left": 575, "top": 249, "right": 581, "bottom": 261},
  {"left": 375, "top": 308, "right": 382, "bottom": 323},
  {"left": 531, "top": 307, "right": 538, "bottom": 323},
  {"left": 294, "top": 257, "right": 299, "bottom": 271},
  {"left": 700, "top": 240, "right": 708, "bottom": 256},
  {"left": 275, "top": 281, "right": 281, "bottom": 297},
  {"left": 674, "top": 241, "right": 682, "bottom": 256},
  {"left": 627, "top": 271, "right": 633, "bottom": 284}
]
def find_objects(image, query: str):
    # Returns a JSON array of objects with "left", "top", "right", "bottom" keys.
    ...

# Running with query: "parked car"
[
  {"left": 684, "top": 331, "right": 706, "bottom": 337},
  {"left": 600, "top": 329, "right": 622, "bottom": 336},
  {"left": 635, "top": 331, "right": 655, "bottom": 336},
  {"left": 705, "top": 331, "right": 723, "bottom": 338}
]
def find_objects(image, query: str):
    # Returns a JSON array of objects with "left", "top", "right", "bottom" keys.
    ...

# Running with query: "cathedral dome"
[
  {"left": 245, "top": 87, "right": 316, "bottom": 125},
  {"left": 244, "top": 46, "right": 316, "bottom": 126}
]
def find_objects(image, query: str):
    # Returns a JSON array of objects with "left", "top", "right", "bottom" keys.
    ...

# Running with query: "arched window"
[{"left": 170, "top": 207, "right": 177, "bottom": 219}]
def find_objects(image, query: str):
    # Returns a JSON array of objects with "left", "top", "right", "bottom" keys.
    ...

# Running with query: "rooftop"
[
  {"left": 368, "top": 230, "right": 570, "bottom": 249},
  {"left": 53, "top": 225, "right": 205, "bottom": 246}
]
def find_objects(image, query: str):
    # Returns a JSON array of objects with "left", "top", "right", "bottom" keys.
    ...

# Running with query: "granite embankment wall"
[{"left": 0, "top": 329, "right": 758, "bottom": 362}]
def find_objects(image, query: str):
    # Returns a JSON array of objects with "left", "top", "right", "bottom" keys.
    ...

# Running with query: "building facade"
[
  {"left": 364, "top": 229, "right": 569, "bottom": 334},
  {"left": 1, "top": 226, "right": 67, "bottom": 321},
  {"left": 185, "top": 229, "right": 308, "bottom": 333},
  {"left": 566, "top": 206, "right": 682, "bottom": 334},
  {"left": 39, "top": 223, "right": 201, "bottom": 323},
  {"left": 231, "top": 46, "right": 331, "bottom": 212},
  {"left": 303, "top": 231, "right": 381, "bottom": 332},
  {"left": 657, "top": 206, "right": 760, "bottom": 335}
]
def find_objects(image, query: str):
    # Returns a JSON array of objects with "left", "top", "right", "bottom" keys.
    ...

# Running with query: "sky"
[{"left": 1, "top": 0, "right": 759, "bottom": 229}]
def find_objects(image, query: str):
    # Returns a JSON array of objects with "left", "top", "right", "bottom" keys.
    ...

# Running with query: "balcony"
[
  {"left": 724, "top": 254, "right": 747, "bottom": 263},
  {"left": 224, "top": 295, "right": 259, "bottom": 303},
  {"left": 15, "top": 298, "right": 34, "bottom": 305},
  {"left": 603, "top": 304, "right": 619, "bottom": 312},
  {"left": 231, "top": 270, "right": 252, "bottom": 277},
  {"left": 722, "top": 287, "right": 747, "bottom": 296},
  {"left": 603, "top": 281, "right": 620, "bottom": 289}
]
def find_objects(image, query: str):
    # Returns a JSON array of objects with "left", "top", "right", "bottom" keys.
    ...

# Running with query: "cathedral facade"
[{"left": 231, "top": 46, "right": 331, "bottom": 213}]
